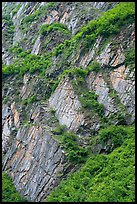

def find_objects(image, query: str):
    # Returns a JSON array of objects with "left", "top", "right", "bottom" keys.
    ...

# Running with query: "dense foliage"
[
  {"left": 2, "top": 50, "right": 52, "bottom": 77},
  {"left": 80, "top": 2, "right": 135, "bottom": 48},
  {"left": 46, "top": 125, "right": 135, "bottom": 202},
  {"left": 2, "top": 172, "right": 27, "bottom": 202},
  {"left": 125, "top": 47, "right": 135, "bottom": 70},
  {"left": 40, "top": 22, "right": 71, "bottom": 36},
  {"left": 53, "top": 126, "right": 88, "bottom": 163}
]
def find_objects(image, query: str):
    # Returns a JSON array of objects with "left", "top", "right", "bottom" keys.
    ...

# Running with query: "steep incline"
[{"left": 2, "top": 2, "right": 135, "bottom": 202}]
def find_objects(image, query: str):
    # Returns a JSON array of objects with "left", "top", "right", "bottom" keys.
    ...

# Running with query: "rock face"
[
  {"left": 78, "top": 23, "right": 135, "bottom": 124},
  {"left": 110, "top": 65, "right": 135, "bottom": 122},
  {"left": 3, "top": 125, "right": 67, "bottom": 202},
  {"left": 49, "top": 78, "right": 84, "bottom": 131},
  {"left": 2, "top": 1, "right": 135, "bottom": 202},
  {"left": 87, "top": 73, "right": 118, "bottom": 117},
  {"left": 2, "top": 1, "right": 117, "bottom": 61},
  {"left": 2, "top": 100, "right": 74, "bottom": 202}
]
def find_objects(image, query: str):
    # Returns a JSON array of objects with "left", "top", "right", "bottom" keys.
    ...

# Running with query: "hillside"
[{"left": 2, "top": 2, "right": 135, "bottom": 202}]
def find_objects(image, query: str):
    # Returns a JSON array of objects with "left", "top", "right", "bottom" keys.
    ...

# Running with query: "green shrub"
[
  {"left": 2, "top": 50, "right": 52, "bottom": 77},
  {"left": 54, "top": 2, "right": 135, "bottom": 57},
  {"left": 62, "top": 131, "right": 88, "bottom": 163},
  {"left": 99, "top": 125, "right": 128, "bottom": 148},
  {"left": 86, "top": 61, "right": 101, "bottom": 73},
  {"left": 81, "top": 2, "right": 135, "bottom": 48},
  {"left": 8, "top": 45, "right": 23, "bottom": 54},
  {"left": 80, "top": 91, "right": 105, "bottom": 118},
  {"left": 40, "top": 22, "right": 70, "bottom": 36},
  {"left": 52, "top": 125, "right": 66, "bottom": 135},
  {"left": 60, "top": 67, "right": 88, "bottom": 81},
  {"left": 2, "top": 14, "right": 10, "bottom": 21},
  {"left": 40, "top": 24, "right": 49, "bottom": 35},
  {"left": 53, "top": 43, "right": 65, "bottom": 56},
  {"left": 125, "top": 47, "right": 135, "bottom": 67},
  {"left": 22, "top": 95, "right": 38, "bottom": 105},
  {"left": 73, "top": 67, "right": 88, "bottom": 78},
  {"left": 22, "top": 10, "right": 40, "bottom": 24},
  {"left": 54, "top": 130, "right": 88, "bottom": 163},
  {"left": 2, "top": 14, "right": 14, "bottom": 35}
]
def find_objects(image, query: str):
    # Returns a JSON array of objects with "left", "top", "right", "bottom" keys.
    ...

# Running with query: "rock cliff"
[{"left": 2, "top": 2, "right": 135, "bottom": 202}]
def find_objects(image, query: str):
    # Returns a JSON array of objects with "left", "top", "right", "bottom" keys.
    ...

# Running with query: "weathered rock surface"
[
  {"left": 110, "top": 65, "right": 135, "bottom": 123},
  {"left": 3, "top": 126, "right": 67, "bottom": 202},
  {"left": 2, "top": 101, "right": 73, "bottom": 202},
  {"left": 2, "top": 2, "right": 118, "bottom": 60},
  {"left": 2, "top": 104, "right": 18, "bottom": 153},
  {"left": 49, "top": 78, "right": 85, "bottom": 131},
  {"left": 79, "top": 23, "right": 135, "bottom": 124},
  {"left": 87, "top": 73, "right": 119, "bottom": 117},
  {"left": 2, "top": 2, "right": 135, "bottom": 202}
]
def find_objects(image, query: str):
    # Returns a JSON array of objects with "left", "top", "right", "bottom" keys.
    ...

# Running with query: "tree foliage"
[{"left": 46, "top": 126, "right": 135, "bottom": 202}]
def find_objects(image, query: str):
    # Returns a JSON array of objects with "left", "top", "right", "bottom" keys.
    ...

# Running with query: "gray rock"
[{"left": 49, "top": 79, "right": 85, "bottom": 131}]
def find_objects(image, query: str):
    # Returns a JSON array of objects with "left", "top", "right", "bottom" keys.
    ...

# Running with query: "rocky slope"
[{"left": 2, "top": 2, "right": 135, "bottom": 202}]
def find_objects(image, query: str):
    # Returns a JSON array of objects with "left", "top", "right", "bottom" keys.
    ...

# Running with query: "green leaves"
[
  {"left": 40, "top": 22, "right": 70, "bottom": 37},
  {"left": 62, "top": 131, "right": 88, "bottom": 163},
  {"left": 2, "top": 50, "right": 52, "bottom": 77},
  {"left": 79, "top": 2, "right": 135, "bottom": 48},
  {"left": 46, "top": 125, "right": 135, "bottom": 202},
  {"left": 99, "top": 125, "right": 128, "bottom": 148},
  {"left": 53, "top": 129, "right": 88, "bottom": 163},
  {"left": 125, "top": 47, "right": 135, "bottom": 68},
  {"left": 22, "top": 95, "right": 38, "bottom": 105}
]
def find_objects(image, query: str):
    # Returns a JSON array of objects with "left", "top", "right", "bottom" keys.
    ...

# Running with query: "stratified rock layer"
[{"left": 2, "top": 2, "right": 135, "bottom": 202}]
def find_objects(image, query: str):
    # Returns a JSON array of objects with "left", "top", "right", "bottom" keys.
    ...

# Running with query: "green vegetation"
[
  {"left": 40, "top": 22, "right": 71, "bottom": 36},
  {"left": 80, "top": 2, "right": 135, "bottom": 48},
  {"left": 8, "top": 45, "right": 24, "bottom": 54},
  {"left": 86, "top": 61, "right": 101, "bottom": 73},
  {"left": 80, "top": 92, "right": 105, "bottom": 118},
  {"left": 46, "top": 125, "right": 135, "bottom": 202},
  {"left": 2, "top": 2, "right": 135, "bottom": 202},
  {"left": 107, "top": 85, "right": 129, "bottom": 125},
  {"left": 2, "top": 171, "right": 27, "bottom": 202},
  {"left": 22, "top": 95, "right": 38, "bottom": 105},
  {"left": 125, "top": 47, "right": 135, "bottom": 71},
  {"left": 99, "top": 125, "right": 128, "bottom": 150},
  {"left": 2, "top": 14, "right": 11, "bottom": 22},
  {"left": 50, "top": 2, "right": 135, "bottom": 58},
  {"left": 52, "top": 124, "right": 66, "bottom": 135},
  {"left": 2, "top": 50, "right": 52, "bottom": 77},
  {"left": 53, "top": 126, "right": 88, "bottom": 163},
  {"left": 2, "top": 14, "right": 14, "bottom": 35},
  {"left": 2, "top": 2, "right": 134, "bottom": 78}
]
